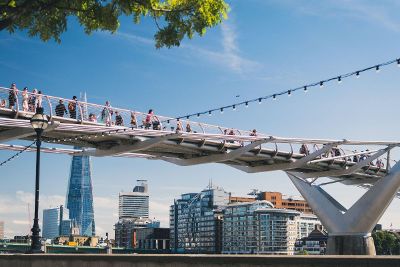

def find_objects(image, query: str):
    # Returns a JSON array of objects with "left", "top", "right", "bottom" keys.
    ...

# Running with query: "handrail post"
[
  {"left": 45, "top": 96, "right": 53, "bottom": 122},
  {"left": 77, "top": 101, "right": 84, "bottom": 124}
]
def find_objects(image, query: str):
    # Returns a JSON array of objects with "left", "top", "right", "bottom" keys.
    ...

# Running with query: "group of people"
[
  {"left": 1, "top": 83, "right": 256, "bottom": 138},
  {"left": 1, "top": 83, "right": 43, "bottom": 112},
  {"left": 299, "top": 144, "right": 385, "bottom": 168}
]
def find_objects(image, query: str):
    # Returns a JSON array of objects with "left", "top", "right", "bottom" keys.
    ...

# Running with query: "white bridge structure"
[{"left": 0, "top": 86, "right": 399, "bottom": 255}]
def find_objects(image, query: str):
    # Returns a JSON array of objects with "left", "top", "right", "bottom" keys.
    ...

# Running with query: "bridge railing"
[{"left": 0, "top": 86, "right": 258, "bottom": 137}]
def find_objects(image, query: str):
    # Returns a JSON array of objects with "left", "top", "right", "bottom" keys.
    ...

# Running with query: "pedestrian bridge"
[
  {"left": 0, "top": 86, "right": 395, "bottom": 184},
  {"left": 0, "top": 85, "right": 399, "bottom": 255}
]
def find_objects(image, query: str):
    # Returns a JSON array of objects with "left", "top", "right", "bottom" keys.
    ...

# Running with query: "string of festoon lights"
[
  {"left": 0, "top": 141, "right": 36, "bottom": 167},
  {"left": 164, "top": 57, "right": 400, "bottom": 124}
]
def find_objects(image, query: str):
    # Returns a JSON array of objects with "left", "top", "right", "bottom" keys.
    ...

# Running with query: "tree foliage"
[
  {"left": 372, "top": 231, "right": 400, "bottom": 255},
  {"left": 0, "top": 0, "right": 229, "bottom": 48}
]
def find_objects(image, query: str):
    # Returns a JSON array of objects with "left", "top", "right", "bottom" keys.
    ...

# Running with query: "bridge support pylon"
[{"left": 286, "top": 162, "right": 400, "bottom": 255}]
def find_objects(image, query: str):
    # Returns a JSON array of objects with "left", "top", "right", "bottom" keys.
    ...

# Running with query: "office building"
[
  {"left": 43, "top": 208, "right": 59, "bottom": 239},
  {"left": 222, "top": 201, "right": 320, "bottom": 255},
  {"left": 134, "top": 227, "right": 170, "bottom": 251},
  {"left": 258, "top": 191, "right": 313, "bottom": 214},
  {"left": 66, "top": 149, "right": 96, "bottom": 236},
  {"left": 114, "top": 218, "right": 160, "bottom": 248},
  {"left": 0, "top": 221, "right": 4, "bottom": 239},
  {"left": 297, "top": 213, "right": 321, "bottom": 238},
  {"left": 42, "top": 205, "right": 72, "bottom": 239},
  {"left": 119, "top": 180, "right": 149, "bottom": 219},
  {"left": 170, "top": 185, "right": 230, "bottom": 253}
]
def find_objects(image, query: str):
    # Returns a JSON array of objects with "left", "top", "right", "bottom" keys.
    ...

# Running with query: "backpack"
[{"left": 68, "top": 102, "right": 75, "bottom": 111}]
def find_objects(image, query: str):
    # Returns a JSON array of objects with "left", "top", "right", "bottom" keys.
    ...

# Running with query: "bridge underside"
[{"left": 0, "top": 113, "right": 390, "bottom": 185}]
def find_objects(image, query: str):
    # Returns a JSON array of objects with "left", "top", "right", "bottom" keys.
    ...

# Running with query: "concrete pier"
[{"left": 327, "top": 235, "right": 376, "bottom": 255}]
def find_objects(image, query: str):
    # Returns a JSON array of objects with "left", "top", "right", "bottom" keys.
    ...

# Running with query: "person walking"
[
  {"left": 186, "top": 123, "right": 192, "bottom": 133},
  {"left": 28, "top": 89, "right": 37, "bottom": 112},
  {"left": 36, "top": 90, "right": 43, "bottom": 108},
  {"left": 8, "top": 83, "right": 18, "bottom": 109},
  {"left": 144, "top": 109, "right": 154, "bottom": 129},
  {"left": 130, "top": 112, "right": 137, "bottom": 128},
  {"left": 55, "top": 99, "right": 68, "bottom": 117},
  {"left": 22, "top": 87, "right": 29, "bottom": 111},
  {"left": 68, "top": 96, "right": 78, "bottom": 119},
  {"left": 115, "top": 111, "right": 124, "bottom": 126},
  {"left": 101, "top": 101, "right": 113, "bottom": 126}
]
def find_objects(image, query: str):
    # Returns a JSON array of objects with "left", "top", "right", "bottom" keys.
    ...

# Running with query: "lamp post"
[{"left": 29, "top": 107, "right": 48, "bottom": 253}]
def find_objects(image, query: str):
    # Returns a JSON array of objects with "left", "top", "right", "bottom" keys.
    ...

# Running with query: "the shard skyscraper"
[{"left": 66, "top": 92, "right": 95, "bottom": 236}]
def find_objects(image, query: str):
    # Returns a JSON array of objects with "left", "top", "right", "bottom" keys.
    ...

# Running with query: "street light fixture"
[{"left": 29, "top": 107, "right": 48, "bottom": 253}]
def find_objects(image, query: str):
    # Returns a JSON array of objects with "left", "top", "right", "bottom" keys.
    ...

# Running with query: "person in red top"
[{"left": 144, "top": 109, "right": 153, "bottom": 129}]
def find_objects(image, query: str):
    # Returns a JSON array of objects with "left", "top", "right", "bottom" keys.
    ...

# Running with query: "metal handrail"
[{"left": 0, "top": 86, "right": 258, "bottom": 137}]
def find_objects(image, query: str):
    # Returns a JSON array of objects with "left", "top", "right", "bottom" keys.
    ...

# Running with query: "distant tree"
[
  {"left": 0, "top": 0, "right": 229, "bottom": 48},
  {"left": 372, "top": 231, "right": 400, "bottom": 255},
  {"left": 297, "top": 250, "right": 309, "bottom": 255}
]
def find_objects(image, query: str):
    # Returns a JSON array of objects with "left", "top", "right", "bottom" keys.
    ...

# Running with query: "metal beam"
[
  {"left": 287, "top": 161, "right": 400, "bottom": 234},
  {"left": 82, "top": 133, "right": 181, "bottom": 157},
  {"left": 301, "top": 147, "right": 392, "bottom": 178},
  {"left": 293, "top": 142, "right": 344, "bottom": 167},
  {"left": 227, "top": 142, "right": 344, "bottom": 173},
  {"left": 160, "top": 138, "right": 273, "bottom": 166},
  {"left": 0, "top": 122, "right": 59, "bottom": 142}
]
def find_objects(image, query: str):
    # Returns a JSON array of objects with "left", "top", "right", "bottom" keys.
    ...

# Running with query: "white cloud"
[
  {"left": 98, "top": 19, "right": 261, "bottom": 75},
  {"left": 12, "top": 220, "right": 30, "bottom": 225},
  {"left": 115, "top": 32, "right": 154, "bottom": 46},
  {"left": 268, "top": 0, "right": 400, "bottom": 32}
]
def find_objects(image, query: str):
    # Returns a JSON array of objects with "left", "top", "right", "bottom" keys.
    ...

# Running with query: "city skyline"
[{"left": 1, "top": 0, "right": 400, "bottom": 239}]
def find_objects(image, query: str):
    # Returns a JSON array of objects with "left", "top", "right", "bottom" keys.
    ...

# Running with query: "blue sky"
[{"left": 1, "top": 0, "right": 400, "bottom": 238}]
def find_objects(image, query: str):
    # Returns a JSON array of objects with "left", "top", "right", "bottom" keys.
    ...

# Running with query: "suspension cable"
[{"left": 0, "top": 141, "right": 36, "bottom": 167}]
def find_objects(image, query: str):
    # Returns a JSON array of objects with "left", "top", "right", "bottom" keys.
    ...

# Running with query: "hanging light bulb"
[
  {"left": 303, "top": 86, "right": 308, "bottom": 93},
  {"left": 338, "top": 76, "right": 342, "bottom": 84},
  {"left": 273, "top": 94, "right": 276, "bottom": 100},
  {"left": 319, "top": 81, "right": 324, "bottom": 88},
  {"left": 288, "top": 90, "right": 291, "bottom": 96},
  {"left": 258, "top": 98, "right": 262, "bottom": 104},
  {"left": 375, "top": 65, "right": 380, "bottom": 73},
  {"left": 245, "top": 102, "right": 249, "bottom": 108},
  {"left": 356, "top": 71, "right": 360, "bottom": 78},
  {"left": 220, "top": 108, "right": 224, "bottom": 114},
  {"left": 232, "top": 105, "right": 236, "bottom": 111}
]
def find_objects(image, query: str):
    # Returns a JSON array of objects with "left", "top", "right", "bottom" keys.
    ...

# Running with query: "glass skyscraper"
[
  {"left": 66, "top": 150, "right": 96, "bottom": 236},
  {"left": 42, "top": 205, "right": 72, "bottom": 239}
]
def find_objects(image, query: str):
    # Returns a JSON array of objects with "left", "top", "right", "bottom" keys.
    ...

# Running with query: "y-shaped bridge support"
[{"left": 286, "top": 161, "right": 400, "bottom": 255}]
